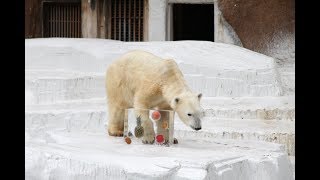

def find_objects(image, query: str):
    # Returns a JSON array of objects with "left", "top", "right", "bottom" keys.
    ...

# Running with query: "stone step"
[
  {"left": 25, "top": 70, "right": 283, "bottom": 104},
  {"left": 25, "top": 108, "right": 295, "bottom": 156},
  {"left": 277, "top": 64, "right": 295, "bottom": 96},
  {"left": 184, "top": 74, "right": 282, "bottom": 97},
  {"left": 174, "top": 118, "right": 295, "bottom": 156},
  {"left": 25, "top": 130, "right": 294, "bottom": 180},
  {"left": 26, "top": 96, "right": 295, "bottom": 121},
  {"left": 25, "top": 39, "right": 278, "bottom": 76},
  {"left": 25, "top": 72, "right": 106, "bottom": 104},
  {"left": 205, "top": 108, "right": 294, "bottom": 121},
  {"left": 279, "top": 72, "right": 295, "bottom": 96},
  {"left": 202, "top": 96, "right": 294, "bottom": 121},
  {"left": 289, "top": 156, "right": 295, "bottom": 179},
  {"left": 25, "top": 39, "right": 294, "bottom": 179}
]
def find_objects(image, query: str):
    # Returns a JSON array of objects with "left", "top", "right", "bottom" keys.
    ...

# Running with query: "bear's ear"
[
  {"left": 165, "top": 59, "right": 177, "bottom": 65},
  {"left": 197, "top": 93, "right": 202, "bottom": 100},
  {"left": 171, "top": 97, "right": 180, "bottom": 109}
]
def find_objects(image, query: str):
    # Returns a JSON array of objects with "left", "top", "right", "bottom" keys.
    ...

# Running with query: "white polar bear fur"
[{"left": 106, "top": 50, "right": 204, "bottom": 143}]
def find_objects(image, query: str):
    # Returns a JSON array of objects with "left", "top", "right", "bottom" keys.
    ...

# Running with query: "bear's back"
[
  {"left": 116, "top": 50, "right": 164, "bottom": 68},
  {"left": 106, "top": 50, "right": 187, "bottom": 107},
  {"left": 113, "top": 50, "right": 179, "bottom": 79}
]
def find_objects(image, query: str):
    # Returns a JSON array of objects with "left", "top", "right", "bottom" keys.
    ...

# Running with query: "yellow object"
[{"left": 162, "top": 121, "right": 168, "bottom": 129}]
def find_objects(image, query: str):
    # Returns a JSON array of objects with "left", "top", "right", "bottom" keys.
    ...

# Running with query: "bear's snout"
[
  {"left": 190, "top": 117, "right": 202, "bottom": 131},
  {"left": 190, "top": 125, "right": 201, "bottom": 131},
  {"left": 194, "top": 127, "right": 201, "bottom": 131}
]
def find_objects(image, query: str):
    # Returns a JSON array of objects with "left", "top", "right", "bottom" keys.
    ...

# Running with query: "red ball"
[
  {"left": 156, "top": 134, "right": 164, "bottom": 143},
  {"left": 152, "top": 111, "right": 161, "bottom": 120},
  {"left": 124, "top": 137, "right": 131, "bottom": 144}
]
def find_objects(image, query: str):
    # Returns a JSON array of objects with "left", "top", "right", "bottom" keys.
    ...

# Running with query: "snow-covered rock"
[
  {"left": 25, "top": 38, "right": 294, "bottom": 179},
  {"left": 26, "top": 38, "right": 283, "bottom": 97},
  {"left": 25, "top": 131, "right": 293, "bottom": 180}
]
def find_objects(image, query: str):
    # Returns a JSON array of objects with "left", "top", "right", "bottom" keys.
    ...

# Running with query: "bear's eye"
[{"left": 187, "top": 113, "right": 192, "bottom": 117}]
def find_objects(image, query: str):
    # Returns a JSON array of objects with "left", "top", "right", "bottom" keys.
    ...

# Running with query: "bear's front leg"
[
  {"left": 134, "top": 108, "right": 155, "bottom": 144},
  {"left": 155, "top": 110, "right": 169, "bottom": 143},
  {"left": 107, "top": 105, "right": 124, "bottom": 137},
  {"left": 141, "top": 117, "right": 156, "bottom": 144},
  {"left": 155, "top": 104, "right": 178, "bottom": 144}
]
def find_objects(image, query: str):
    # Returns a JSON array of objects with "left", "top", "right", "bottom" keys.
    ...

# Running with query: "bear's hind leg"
[{"left": 107, "top": 105, "right": 124, "bottom": 137}]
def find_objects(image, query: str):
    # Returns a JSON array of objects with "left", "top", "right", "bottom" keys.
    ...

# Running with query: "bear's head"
[{"left": 171, "top": 92, "right": 204, "bottom": 131}]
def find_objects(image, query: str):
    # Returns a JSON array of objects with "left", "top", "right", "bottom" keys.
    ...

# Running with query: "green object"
[{"left": 134, "top": 116, "right": 144, "bottom": 138}]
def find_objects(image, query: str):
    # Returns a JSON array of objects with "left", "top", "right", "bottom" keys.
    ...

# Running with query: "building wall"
[
  {"left": 81, "top": 0, "right": 98, "bottom": 38},
  {"left": 25, "top": 0, "right": 43, "bottom": 38},
  {"left": 147, "top": 0, "right": 167, "bottom": 41},
  {"left": 25, "top": 0, "right": 239, "bottom": 43},
  {"left": 213, "top": 1, "right": 242, "bottom": 46},
  {"left": 218, "top": 0, "right": 295, "bottom": 63},
  {"left": 25, "top": 0, "right": 295, "bottom": 63},
  {"left": 147, "top": 0, "right": 294, "bottom": 63},
  {"left": 25, "top": 0, "right": 87, "bottom": 38},
  {"left": 148, "top": 0, "right": 242, "bottom": 46}
]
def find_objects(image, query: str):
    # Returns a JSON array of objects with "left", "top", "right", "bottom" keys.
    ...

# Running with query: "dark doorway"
[{"left": 173, "top": 4, "right": 214, "bottom": 41}]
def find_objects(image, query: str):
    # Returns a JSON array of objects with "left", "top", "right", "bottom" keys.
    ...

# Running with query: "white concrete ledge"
[
  {"left": 26, "top": 73, "right": 281, "bottom": 104},
  {"left": 25, "top": 131, "right": 294, "bottom": 180},
  {"left": 25, "top": 108, "right": 295, "bottom": 155},
  {"left": 26, "top": 39, "right": 283, "bottom": 97},
  {"left": 25, "top": 38, "right": 294, "bottom": 179}
]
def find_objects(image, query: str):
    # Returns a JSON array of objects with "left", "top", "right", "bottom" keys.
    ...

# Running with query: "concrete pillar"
[
  {"left": 81, "top": 0, "right": 98, "bottom": 38},
  {"left": 97, "top": 0, "right": 106, "bottom": 38},
  {"left": 148, "top": 0, "right": 167, "bottom": 41}
]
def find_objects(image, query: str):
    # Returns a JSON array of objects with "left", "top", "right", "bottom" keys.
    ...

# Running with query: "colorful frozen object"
[
  {"left": 124, "top": 108, "right": 175, "bottom": 146},
  {"left": 124, "top": 137, "right": 132, "bottom": 144},
  {"left": 162, "top": 121, "right": 168, "bottom": 129},
  {"left": 151, "top": 110, "right": 161, "bottom": 121},
  {"left": 156, "top": 134, "right": 164, "bottom": 144},
  {"left": 134, "top": 116, "right": 144, "bottom": 138}
]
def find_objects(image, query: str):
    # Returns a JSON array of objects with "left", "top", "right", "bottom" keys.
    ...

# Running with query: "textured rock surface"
[{"left": 25, "top": 39, "right": 294, "bottom": 179}]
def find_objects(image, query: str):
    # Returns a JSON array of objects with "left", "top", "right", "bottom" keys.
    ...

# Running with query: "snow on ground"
[
  {"left": 25, "top": 38, "right": 294, "bottom": 179},
  {"left": 25, "top": 131, "right": 293, "bottom": 180}
]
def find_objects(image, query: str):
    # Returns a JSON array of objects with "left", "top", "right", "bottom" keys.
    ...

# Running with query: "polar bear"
[{"left": 106, "top": 50, "right": 204, "bottom": 144}]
